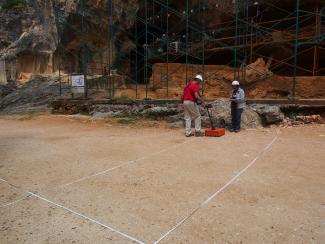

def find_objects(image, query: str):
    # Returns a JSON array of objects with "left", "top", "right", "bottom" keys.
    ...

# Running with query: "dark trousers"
[{"left": 231, "top": 108, "right": 243, "bottom": 130}]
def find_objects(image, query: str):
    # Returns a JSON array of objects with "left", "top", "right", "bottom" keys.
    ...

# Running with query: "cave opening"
[{"left": 130, "top": 17, "right": 165, "bottom": 84}]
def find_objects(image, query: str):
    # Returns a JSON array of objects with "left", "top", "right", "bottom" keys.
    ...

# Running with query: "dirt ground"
[{"left": 0, "top": 115, "right": 324, "bottom": 244}]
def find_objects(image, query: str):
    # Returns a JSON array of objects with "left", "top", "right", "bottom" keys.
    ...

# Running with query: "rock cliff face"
[
  {"left": 54, "top": 0, "right": 139, "bottom": 75},
  {"left": 0, "top": 0, "right": 58, "bottom": 74},
  {"left": 0, "top": 0, "right": 323, "bottom": 80},
  {"left": 0, "top": 0, "right": 140, "bottom": 76}
]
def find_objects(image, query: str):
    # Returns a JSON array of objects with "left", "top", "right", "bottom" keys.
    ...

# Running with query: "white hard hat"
[
  {"left": 232, "top": 80, "right": 240, "bottom": 86},
  {"left": 195, "top": 74, "right": 203, "bottom": 81}
]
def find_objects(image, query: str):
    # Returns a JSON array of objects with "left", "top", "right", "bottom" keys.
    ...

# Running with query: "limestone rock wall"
[
  {"left": 0, "top": 0, "right": 58, "bottom": 74},
  {"left": 0, "top": 0, "right": 140, "bottom": 76}
]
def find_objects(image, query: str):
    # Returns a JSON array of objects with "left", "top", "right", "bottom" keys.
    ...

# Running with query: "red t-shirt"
[{"left": 183, "top": 82, "right": 199, "bottom": 102}]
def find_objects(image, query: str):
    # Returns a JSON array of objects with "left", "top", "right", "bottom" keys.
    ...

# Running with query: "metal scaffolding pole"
[
  {"left": 166, "top": 0, "right": 169, "bottom": 97},
  {"left": 250, "top": 18, "right": 254, "bottom": 64},
  {"left": 145, "top": 0, "right": 148, "bottom": 98},
  {"left": 234, "top": 0, "right": 239, "bottom": 80},
  {"left": 201, "top": 0, "right": 206, "bottom": 95},
  {"left": 291, "top": 0, "right": 300, "bottom": 100},
  {"left": 80, "top": 0, "right": 88, "bottom": 98},
  {"left": 313, "top": 7, "right": 320, "bottom": 76},
  {"left": 108, "top": 0, "right": 113, "bottom": 97},
  {"left": 54, "top": 0, "right": 62, "bottom": 96},
  {"left": 185, "top": 0, "right": 189, "bottom": 84},
  {"left": 59, "top": 46, "right": 62, "bottom": 96},
  {"left": 55, "top": 2, "right": 62, "bottom": 96},
  {"left": 135, "top": 15, "right": 138, "bottom": 99},
  {"left": 243, "top": 1, "right": 249, "bottom": 82}
]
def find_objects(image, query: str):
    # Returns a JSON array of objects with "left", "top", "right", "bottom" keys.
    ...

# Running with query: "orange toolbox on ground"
[{"left": 205, "top": 128, "right": 225, "bottom": 137}]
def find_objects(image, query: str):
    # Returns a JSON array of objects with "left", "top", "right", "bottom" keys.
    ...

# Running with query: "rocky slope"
[{"left": 0, "top": 76, "right": 69, "bottom": 113}]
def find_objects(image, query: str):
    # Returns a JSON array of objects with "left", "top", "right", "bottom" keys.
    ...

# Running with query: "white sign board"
[{"left": 71, "top": 75, "right": 85, "bottom": 87}]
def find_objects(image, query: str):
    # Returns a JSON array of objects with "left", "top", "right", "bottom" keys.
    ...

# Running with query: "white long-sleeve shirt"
[{"left": 231, "top": 88, "right": 245, "bottom": 109}]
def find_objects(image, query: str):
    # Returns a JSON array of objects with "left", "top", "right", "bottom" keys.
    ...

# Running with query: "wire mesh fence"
[{"left": 54, "top": 0, "right": 325, "bottom": 100}]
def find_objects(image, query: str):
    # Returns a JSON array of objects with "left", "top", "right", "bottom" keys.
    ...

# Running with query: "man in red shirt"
[{"left": 182, "top": 75, "right": 206, "bottom": 137}]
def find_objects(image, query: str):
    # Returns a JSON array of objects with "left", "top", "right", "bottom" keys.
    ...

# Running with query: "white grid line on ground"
[
  {"left": 0, "top": 137, "right": 194, "bottom": 244},
  {"left": 154, "top": 129, "right": 280, "bottom": 243},
  {"left": 0, "top": 177, "right": 31, "bottom": 208},
  {"left": 27, "top": 191, "right": 146, "bottom": 244},
  {"left": 0, "top": 177, "right": 21, "bottom": 189},
  {"left": 0, "top": 176, "right": 146, "bottom": 243},
  {"left": 0, "top": 194, "right": 31, "bottom": 208},
  {"left": 1, "top": 129, "right": 279, "bottom": 243},
  {"left": 57, "top": 137, "right": 195, "bottom": 188}
]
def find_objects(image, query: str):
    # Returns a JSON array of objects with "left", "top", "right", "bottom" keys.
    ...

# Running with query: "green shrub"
[{"left": 1, "top": 0, "right": 24, "bottom": 10}]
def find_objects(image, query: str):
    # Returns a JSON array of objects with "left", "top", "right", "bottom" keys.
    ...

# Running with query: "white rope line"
[
  {"left": 0, "top": 177, "right": 20, "bottom": 188},
  {"left": 59, "top": 138, "right": 194, "bottom": 188},
  {"left": 1, "top": 175, "right": 146, "bottom": 243},
  {"left": 0, "top": 177, "right": 28, "bottom": 192},
  {"left": 0, "top": 137, "right": 194, "bottom": 243},
  {"left": 0, "top": 178, "right": 8, "bottom": 183},
  {"left": 0, "top": 194, "right": 31, "bottom": 208},
  {"left": 27, "top": 191, "right": 146, "bottom": 244},
  {"left": 1, "top": 129, "right": 280, "bottom": 243},
  {"left": 61, "top": 161, "right": 125, "bottom": 187},
  {"left": 154, "top": 130, "right": 280, "bottom": 243},
  {"left": 0, "top": 177, "right": 32, "bottom": 208}
]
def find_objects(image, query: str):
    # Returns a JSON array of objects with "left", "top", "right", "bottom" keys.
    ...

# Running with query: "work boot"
[
  {"left": 194, "top": 131, "right": 205, "bottom": 137},
  {"left": 185, "top": 133, "right": 193, "bottom": 137}
]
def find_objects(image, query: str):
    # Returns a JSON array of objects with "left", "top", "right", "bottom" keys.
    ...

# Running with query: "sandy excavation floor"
[{"left": 0, "top": 115, "right": 324, "bottom": 244}]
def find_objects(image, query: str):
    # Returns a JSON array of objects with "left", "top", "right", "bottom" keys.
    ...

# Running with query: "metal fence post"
[{"left": 292, "top": 0, "right": 300, "bottom": 100}]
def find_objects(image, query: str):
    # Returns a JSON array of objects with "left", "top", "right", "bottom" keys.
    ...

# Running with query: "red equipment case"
[{"left": 205, "top": 128, "right": 226, "bottom": 137}]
